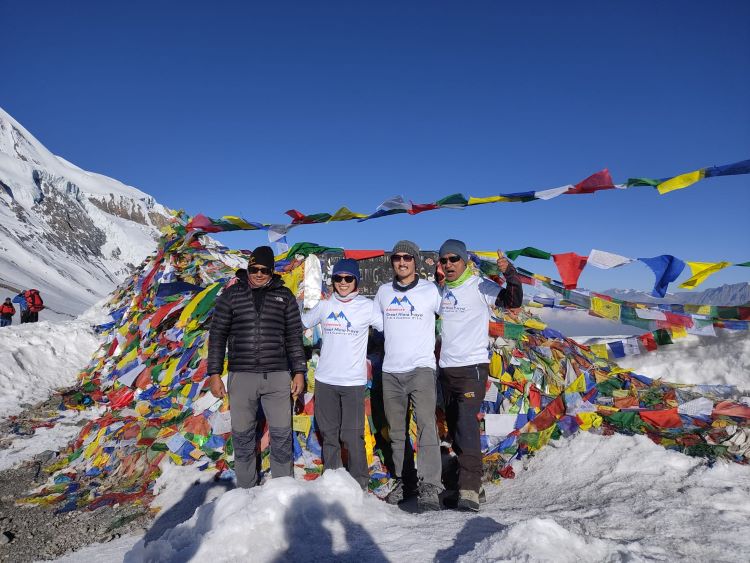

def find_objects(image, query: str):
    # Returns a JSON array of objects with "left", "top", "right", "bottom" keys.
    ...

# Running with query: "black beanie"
[{"left": 249, "top": 246, "right": 275, "bottom": 270}]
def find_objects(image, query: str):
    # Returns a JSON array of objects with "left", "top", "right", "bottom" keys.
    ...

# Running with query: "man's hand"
[
  {"left": 497, "top": 249, "right": 511, "bottom": 274},
  {"left": 208, "top": 374, "right": 226, "bottom": 398},
  {"left": 290, "top": 373, "right": 305, "bottom": 399}
]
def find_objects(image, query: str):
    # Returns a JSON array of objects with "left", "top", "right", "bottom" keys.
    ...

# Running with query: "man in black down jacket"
[{"left": 207, "top": 245, "right": 306, "bottom": 488}]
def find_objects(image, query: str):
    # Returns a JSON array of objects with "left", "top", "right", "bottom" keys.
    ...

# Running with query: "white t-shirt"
[
  {"left": 438, "top": 275, "right": 500, "bottom": 368},
  {"left": 374, "top": 279, "right": 442, "bottom": 373},
  {"left": 301, "top": 294, "right": 376, "bottom": 386}
]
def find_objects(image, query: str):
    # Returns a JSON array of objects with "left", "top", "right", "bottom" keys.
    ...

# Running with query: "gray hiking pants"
[
  {"left": 314, "top": 380, "right": 369, "bottom": 489},
  {"left": 228, "top": 371, "right": 293, "bottom": 488},
  {"left": 382, "top": 367, "right": 442, "bottom": 487}
]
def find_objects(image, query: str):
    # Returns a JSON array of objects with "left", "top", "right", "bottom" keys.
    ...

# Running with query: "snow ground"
[
  {"left": 0, "top": 408, "right": 103, "bottom": 472},
  {"left": 0, "top": 321, "right": 98, "bottom": 417},
  {"left": 60, "top": 433, "right": 750, "bottom": 563}
]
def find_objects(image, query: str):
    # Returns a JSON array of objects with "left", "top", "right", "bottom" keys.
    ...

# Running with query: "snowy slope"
[
  {"left": 0, "top": 321, "right": 99, "bottom": 417},
  {"left": 0, "top": 107, "right": 170, "bottom": 320}
]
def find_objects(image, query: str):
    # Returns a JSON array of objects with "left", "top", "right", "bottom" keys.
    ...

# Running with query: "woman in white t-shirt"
[{"left": 301, "top": 258, "right": 376, "bottom": 489}]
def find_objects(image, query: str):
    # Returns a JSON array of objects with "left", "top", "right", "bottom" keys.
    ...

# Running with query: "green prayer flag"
[
  {"left": 625, "top": 177, "right": 661, "bottom": 187},
  {"left": 604, "top": 411, "right": 644, "bottom": 433},
  {"left": 735, "top": 262, "right": 750, "bottom": 267},
  {"left": 506, "top": 247, "right": 552, "bottom": 261},
  {"left": 435, "top": 193, "right": 469, "bottom": 207},
  {"left": 286, "top": 242, "right": 343, "bottom": 259},
  {"left": 503, "top": 323, "right": 525, "bottom": 340},
  {"left": 653, "top": 328, "right": 673, "bottom": 346}
]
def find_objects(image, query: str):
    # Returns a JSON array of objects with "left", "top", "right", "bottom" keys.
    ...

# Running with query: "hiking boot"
[
  {"left": 442, "top": 488, "right": 459, "bottom": 509},
  {"left": 457, "top": 489, "right": 480, "bottom": 512},
  {"left": 417, "top": 482, "right": 442, "bottom": 512},
  {"left": 385, "top": 478, "right": 417, "bottom": 505}
]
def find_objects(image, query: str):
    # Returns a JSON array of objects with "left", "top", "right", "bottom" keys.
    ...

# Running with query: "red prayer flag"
[
  {"left": 639, "top": 332, "right": 658, "bottom": 351},
  {"left": 408, "top": 202, "right": 439, "bottom": 215},
  {"left": 639, "top": 408, "right": 682, "bottom": 428},
  {"left": 552, "top": 252, "right": 588, "bottom": 289},
  {"left": 285, "top": 209, "right": 307, "bottom": 223},
  {"left": 343, "top": 250, "right": 385, "bottom": 260},
  {"left": 712, "top": 401, "right": 750, "bottom": 419},
  {"left": 186, "top": 213, "right": 223, "bottom": 233},
  {"left": 566, "top": 169, "right": 615, "bottom": 195},
  {"left": 489, "top": 322, "right": 504, "bottom": 338}
]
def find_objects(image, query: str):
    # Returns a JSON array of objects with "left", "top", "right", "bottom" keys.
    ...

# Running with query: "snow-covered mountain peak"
[{"left": 0, "top": 106, "right": 172, "bottom": 320}]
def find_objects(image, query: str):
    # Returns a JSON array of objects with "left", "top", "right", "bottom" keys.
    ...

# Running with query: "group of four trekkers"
[{"left": 206, "top": 239, "right": 522, "bottom": 513}]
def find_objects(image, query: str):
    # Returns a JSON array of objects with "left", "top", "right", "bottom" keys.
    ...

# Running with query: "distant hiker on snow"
[
  {"left": 0, "top": 298, "right": 15, "bottom": 327},
  {"left": 12, "top": 292, "right": 28, "bottom": 323},
  {"left": 207, "top": 245, "right": 306, "bottom": 488},
  {"left": 23, "top": 289, "right": 44, "bottom": 323}
]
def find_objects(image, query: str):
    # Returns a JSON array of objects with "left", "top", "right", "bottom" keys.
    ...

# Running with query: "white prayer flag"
[
  {"left": 484, "top": 414, "right": 518, "bottom": 436},
  {"left": 587, "top": 249, "right": 634, "bottom": 269}
]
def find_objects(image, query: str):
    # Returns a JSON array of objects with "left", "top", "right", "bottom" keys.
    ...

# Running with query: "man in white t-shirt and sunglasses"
[
  {"left": 438, "top": 239, "right": 522, "bottom": 512},
  {"left": 374, "top": 240, "right": 443, "bottom": 512}
]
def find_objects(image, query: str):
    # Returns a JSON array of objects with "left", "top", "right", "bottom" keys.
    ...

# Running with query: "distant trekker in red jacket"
[
  {"left": 24, "top": 289, "right": 44, "bottom": 323},
  {"left": 0, "top": 298, "right": 15, "bottom": 327}
]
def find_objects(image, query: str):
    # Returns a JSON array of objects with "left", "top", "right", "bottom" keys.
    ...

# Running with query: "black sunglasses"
[
  {"left": 439, "top": 255, "right": 462, "bottom": 265},
  {"left": 390, "top": 254, "right": 415, "bottom": 263},
  {"left": 249, "top": 266, "right": 273, "bottom": 275},
  {"left": 333, "top": 275, "right": 356, "bottom": 283}
]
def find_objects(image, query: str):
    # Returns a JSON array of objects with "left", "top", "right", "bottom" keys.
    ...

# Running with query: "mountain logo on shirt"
[
  {"left": 387, "top": 295, "right": 416, "bottom": 314},
  {"left": 325, "top": 310, "right": 352, "bottom": 330},
  {"left": 442, "top": 290, "right": 458, "bottom": 307}
]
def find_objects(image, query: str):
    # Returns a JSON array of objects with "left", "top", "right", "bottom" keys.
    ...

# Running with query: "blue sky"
[{"left": 2, "top": 1, "right": 748, "bottom": 292}]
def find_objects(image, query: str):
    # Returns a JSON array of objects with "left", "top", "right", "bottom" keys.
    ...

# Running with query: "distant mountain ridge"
[
  {"left": 603, "top": 282, "right": 750, "bottom": 307},
  {"left": 0, "top": 107, "right": 171, "bottom": 319}
]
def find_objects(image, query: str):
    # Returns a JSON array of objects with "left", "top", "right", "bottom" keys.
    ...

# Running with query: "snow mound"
[
  {"left": 612, "top": 330, "right": 750, "bottom": 391},
  {"left": 117, "top": 433, "right": 750, "bottom": 563},
  {"left": 460, "top": 518, "right": 620, "bottom": 562},
  {"left": 0, "top": 321, "right": 99, "bottom": 416},
  {"left": 129, "top": 469, "right": 409, "bottom": 563}
]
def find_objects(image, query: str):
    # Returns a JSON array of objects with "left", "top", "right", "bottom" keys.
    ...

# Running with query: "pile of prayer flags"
[{"left": 20, "top": 214, "right": 750, "bottom": 514}]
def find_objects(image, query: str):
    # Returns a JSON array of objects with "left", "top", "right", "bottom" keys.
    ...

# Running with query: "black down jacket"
[{"left": 207, "top": 274, "right": 306, "bottom": 376}]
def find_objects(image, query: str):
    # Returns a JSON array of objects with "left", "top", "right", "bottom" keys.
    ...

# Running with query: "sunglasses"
[
  {"left": 248, "top": 266, "right": 273, "bottom": 275},
  {"left": 333, "top": 275, "right": 356, "bottom": 283},
  {"left": 390, "top": 254, "right": 415, "bottom": 263},
  {"left": 439, "top": 255, "right": 462, "bottom": 265}
]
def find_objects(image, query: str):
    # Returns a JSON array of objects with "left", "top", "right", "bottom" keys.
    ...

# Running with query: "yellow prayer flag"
[
  {"left": 224, "top": 216, "right": 260, "bottom": 230},
  {"left": 657, "top": 169, "right": 705, "bottom": 195},
  {"left": 524, "top": 319, "right": 547, "bottom": 330},
  {"left": 178, "top": 283, "right": 220, "bottom": 328},
  {"left": 292, "top": 414, "right": 312, "bottom": 436},
  {"left": 590, "top": 296, "right": 621, "bottom": 320},
  {"left": 364, "top": 415, "right": 376, "bottom": 467},
  {"left": 489, "top": 353, "right": 504, "bottom": 378},
  {"left": 471, "top": 250, "right": 499, "bottom": 259},
  {"left": 116, "top": 348, "right": 139, "bottom": 370},
  {"left": 467, "top": 195, "right": 513, "bottom": 206},
  {"left": 330, "top": 207, "right": 367, "bottom": 221},
  {"left": 565, "top": 373, "right": 587, "bottom": 393},
  {"left": 670, "top": 326, "right": 688, "bottom": 340},
  {"left": 679, "top": 261, "right": 731, "bottom": 289},
  {"left": 590, "top": 344, "right": 609, "bottom": 359},
  {"left": 577, "top": 412, "right": 603, "bottom": 431}
]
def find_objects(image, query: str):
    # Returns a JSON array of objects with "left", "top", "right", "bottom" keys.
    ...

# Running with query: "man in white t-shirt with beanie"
[
  {"left": 374, "top": 240, "right": 443, "bottom": 512},
  {"left": 438, "top": 238, "right": 522, "bottom": 512}
]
